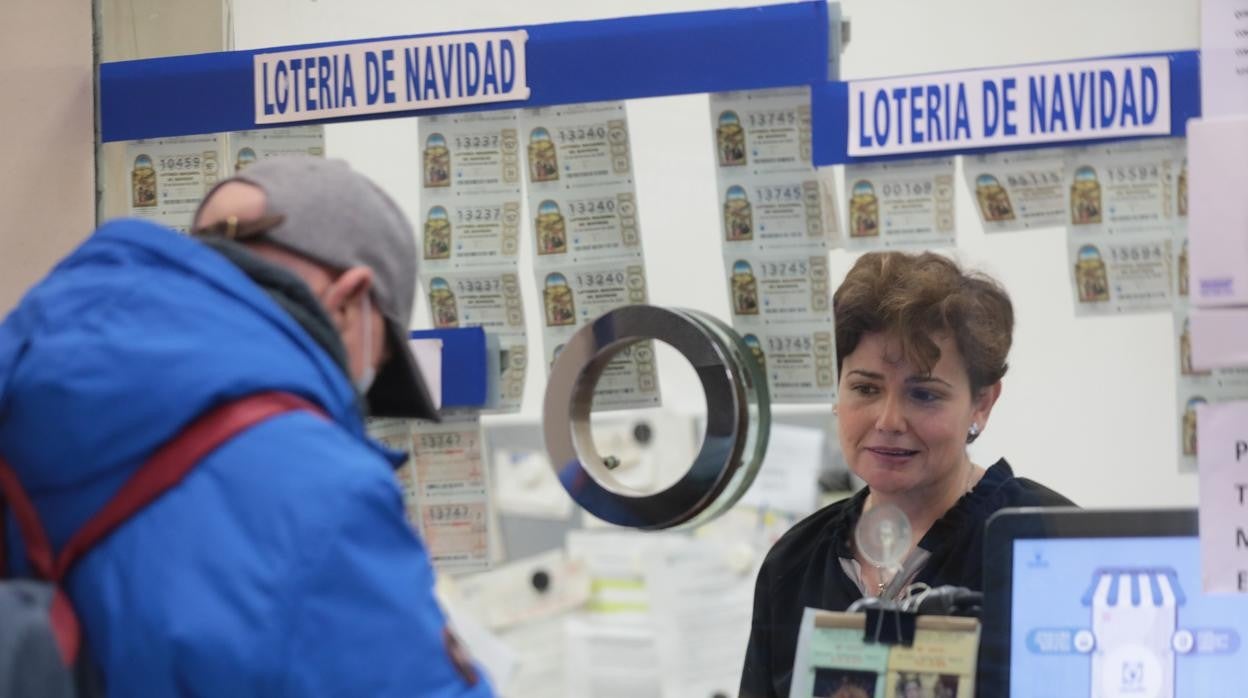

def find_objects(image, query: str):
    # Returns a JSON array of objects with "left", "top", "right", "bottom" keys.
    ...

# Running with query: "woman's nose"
[{"left": 874, "top": 392, "right": 906, "bottom": 434}]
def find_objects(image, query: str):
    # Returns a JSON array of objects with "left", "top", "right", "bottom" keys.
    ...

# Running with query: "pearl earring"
[{"left": 968, "top": 422, "right": 981, "bottom": 437}]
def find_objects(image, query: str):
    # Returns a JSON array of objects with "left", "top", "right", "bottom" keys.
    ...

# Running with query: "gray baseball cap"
[{"left": 197, "top": 156, "right": 437, "bottom": 420}]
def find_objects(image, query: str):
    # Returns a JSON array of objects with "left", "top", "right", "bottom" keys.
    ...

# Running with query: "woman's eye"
[
  {"left": 910, "top": 388, "right": 940, "bottom": 403},
  {"left": 851, "top": 383, "right": 879, "bottom": 396}
]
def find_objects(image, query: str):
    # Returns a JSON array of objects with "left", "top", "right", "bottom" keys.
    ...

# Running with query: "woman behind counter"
[{"left": 739, "top": 251, "right": 1073, "bottom": 698}]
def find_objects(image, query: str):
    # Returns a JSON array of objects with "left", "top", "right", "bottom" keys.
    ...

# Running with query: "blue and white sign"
[
  {"left": 254, "top": 30, "right": 530, "bottom": 125},
  {"left": 848, "top": 56, "right": 1171, "bottom": 157}
]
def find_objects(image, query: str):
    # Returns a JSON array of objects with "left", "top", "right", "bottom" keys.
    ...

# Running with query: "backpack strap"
[{"left": 0, "top": 390, "right": 325, "bottom": 665}]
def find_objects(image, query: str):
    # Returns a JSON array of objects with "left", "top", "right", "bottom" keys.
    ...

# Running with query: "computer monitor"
[{"left": 980, "top": 507, "right": 1248, "bottom": 697}]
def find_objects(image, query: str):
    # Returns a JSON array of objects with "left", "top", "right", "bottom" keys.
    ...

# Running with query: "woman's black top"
[{"left": 738, "top": 459, "right": 1073, "bottom": 698}]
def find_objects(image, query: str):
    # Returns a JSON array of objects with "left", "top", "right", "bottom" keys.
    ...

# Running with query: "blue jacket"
[{"left": 0, "top": 219, "right": 493, "bottom": 697}]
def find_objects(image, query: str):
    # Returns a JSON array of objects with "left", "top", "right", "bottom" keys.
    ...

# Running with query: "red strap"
[
  {"left": 0, "top": 390, "right": 324, "bottom": 665},
  {"left": 48, "top": 589, "right": 81, "bottom": 665},
  {"left": 0, "top": 458, "right": 56, "bottom": 580},
  {"left": 54, "top": 391, "right": 323, "bottom": 580}
]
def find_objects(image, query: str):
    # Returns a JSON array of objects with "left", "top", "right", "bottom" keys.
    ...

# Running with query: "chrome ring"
[{"left": 542, "top": 304, "right": 770, "bottom": 529}]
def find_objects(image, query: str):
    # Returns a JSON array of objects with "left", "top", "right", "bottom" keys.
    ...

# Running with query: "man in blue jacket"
[{"left": 0, "top": 157, "right": 493, "bottom": 696}]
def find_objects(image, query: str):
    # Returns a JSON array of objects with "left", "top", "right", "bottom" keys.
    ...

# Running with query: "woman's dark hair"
[{"left": 834, "top": 251, "right": 1014, "bottom": 395}]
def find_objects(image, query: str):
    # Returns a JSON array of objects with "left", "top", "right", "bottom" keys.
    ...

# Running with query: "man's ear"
[{"left": 320, "top": 266, "right": 374, "bottom": 328}]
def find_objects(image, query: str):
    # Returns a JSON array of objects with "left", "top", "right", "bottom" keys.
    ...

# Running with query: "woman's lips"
[{"left": 865, "top": 446, "right": 919, "bottom": 464}]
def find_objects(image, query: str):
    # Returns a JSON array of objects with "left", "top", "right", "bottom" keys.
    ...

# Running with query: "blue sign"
[
  {"left": 100, "top": 1, "right": 832, "bottom": 142},
  {"left": 813, "top": 51, "right": 1202, "bottom": 165},
  {"left": 254, "top": 31, "right": 529, "bottom": 125}
]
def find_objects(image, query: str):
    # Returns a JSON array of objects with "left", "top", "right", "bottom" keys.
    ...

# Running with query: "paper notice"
[
  {"left": 1196, "top": 400, "right": 1248, "bottom": 593},
  {"left": 739, "top": 423, "right": 824, "bottom": 516},
  {"left": 564, "top": 618, "right": 663, "bottom": 698},
  {"left": 644, "top": 537, "right": 758, "bottom": 698},
  {"left": 1200, "top": 0, "right": 1248, "bottom": 118}
]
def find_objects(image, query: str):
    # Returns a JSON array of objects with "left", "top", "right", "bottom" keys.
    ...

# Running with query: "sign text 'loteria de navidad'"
[
  {"left": 849, "top": 56, "right": 1171, "bottom": 157},
  {"left": 253, "top": 30, "right": 530, "bottom": 125}
]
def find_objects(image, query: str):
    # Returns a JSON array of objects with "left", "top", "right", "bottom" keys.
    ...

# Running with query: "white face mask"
[{"left": 355, "top": 292, "right": 377, "bottom": 394}]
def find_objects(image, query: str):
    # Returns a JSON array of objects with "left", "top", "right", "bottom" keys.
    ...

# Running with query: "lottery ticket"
[
  {"left": 530, "top": 181, "right": 643, "bottom": 266},
  {"left": 1068, "top": 233, "right": 1173, "bottom": 315},
  {"left": 1065, "top": 138, "right": 1178, "bottom": 237},
  {"left": 538, "top": 261, "right": 659, "bottom": 410},
  {"left": 710, "top": 87, "right": 813, "bottom": 176},
  {"left": 963, "top": 147, "right": 1068, "bottom": 232},
  {"left": 521, "top": 101, "right": 634, "bottom": 191},
  {"left": 843, "top": 156, "right": 957, "bottom": 250},
  {"left": 126, "top": 134, "right": 223, "bottom": 232},
  {"left": 725, "top": 252, "right": 832, "bottom": 326},
  {"left": 420, "top": 110, "right": 521, "bottom": 195},
  {"left": 717, "top": 172, "right": 837, "bottom": 254},
  {"left": 227, "top": 126, "right": 324, "bottom": 173}
]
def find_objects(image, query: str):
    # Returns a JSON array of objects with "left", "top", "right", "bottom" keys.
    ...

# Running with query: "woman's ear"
[{"left": 971, "top": 381, "right": 1003, "bottom": 432}]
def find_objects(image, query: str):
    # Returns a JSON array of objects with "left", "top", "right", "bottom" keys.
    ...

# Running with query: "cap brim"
[{"left": 366, "top": 317, "right": 441, "bottom": 421}]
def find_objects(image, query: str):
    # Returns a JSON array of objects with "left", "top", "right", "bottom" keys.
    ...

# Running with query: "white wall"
[
  {"left": 232, "top": 0, "right": 1202, "bottom": 508},
  {"left": 0, "top": 0, "right": 94, "bottom": 314}
]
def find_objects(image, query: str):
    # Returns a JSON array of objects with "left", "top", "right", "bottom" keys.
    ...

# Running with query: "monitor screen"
[{"left": 1008, "top": 535, "right": 1247, "bottom": 697}]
